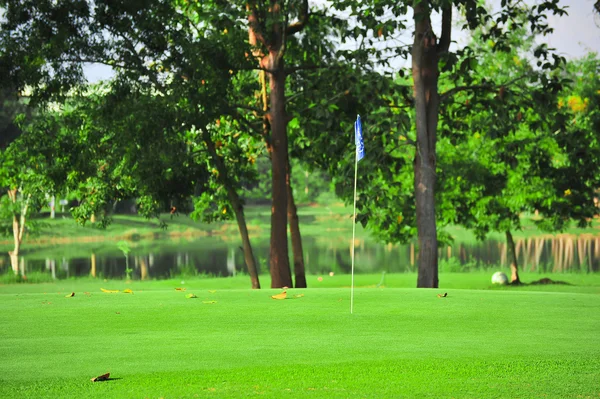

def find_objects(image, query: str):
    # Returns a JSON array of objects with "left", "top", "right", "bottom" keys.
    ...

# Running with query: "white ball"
[{"left": 491, "top": 271, "right": 508, "bottom": 285}]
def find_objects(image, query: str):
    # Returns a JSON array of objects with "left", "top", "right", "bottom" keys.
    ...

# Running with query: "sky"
[
  {"left": 84, "top": 0, "right": 599, "bottom": 82},
  {"left": 541, "top": 0, "right": 599, "bottom": 58}
]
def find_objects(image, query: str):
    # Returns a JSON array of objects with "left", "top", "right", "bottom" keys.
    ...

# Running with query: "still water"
[{"left": 1, "top": 232, "right": 599, "bottom": 280}]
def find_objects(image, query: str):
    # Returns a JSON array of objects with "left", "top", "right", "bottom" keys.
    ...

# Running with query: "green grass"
[{"left": 1, "top": 275, "right": 599, "bottom": 398}]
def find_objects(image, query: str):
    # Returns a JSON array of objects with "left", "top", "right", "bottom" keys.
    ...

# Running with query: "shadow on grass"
[{"left": 510, "top": 277, "right": 573, "bottom": 286}]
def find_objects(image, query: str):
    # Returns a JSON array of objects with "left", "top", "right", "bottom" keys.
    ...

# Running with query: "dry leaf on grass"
[
  {"left": 175, "top": 287, "right": 186, "bottom": 291},
  {"left": 293, "top": 294, "right": 304, "bottom": 299},
  {"left": 101, "top": 288, "right": 119, "bottom": 293},
  {"left": 65, "top": 292, "right": 75, "bottom": 298},
  {"left": 202, "top": 300, "right": 217, "bottom": 304},
  {"left": 186, "top": 293, "right": 198, "bottom": 299},
  {"left": 437, "top": 293, "right": 448, "bottom": 298},
  {"left": 271, "top": 291, "right": 287, "bottom": 300},
  {"left": 91, "top": 372, "right": 110, "bottom": 382},
  {"left": 122, "top": 289, "right": 133, "bottom": 294}
]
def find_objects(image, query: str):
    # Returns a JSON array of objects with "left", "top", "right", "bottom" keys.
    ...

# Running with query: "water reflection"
[{"left": 1, "top": 234, "right": 599, "bottom": 280}]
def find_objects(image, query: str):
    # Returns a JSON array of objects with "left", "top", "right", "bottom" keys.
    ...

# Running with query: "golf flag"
[
  {"left": 355, "top": 115, "right": 365, "bottom": 162},
  {"left": 350, "top": 114, "right": 364, "bottom": 314}
]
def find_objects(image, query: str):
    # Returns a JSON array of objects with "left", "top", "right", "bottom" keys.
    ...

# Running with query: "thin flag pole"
[
  {"left": 350, "top": 146, "right": 358, "bottom": 314},
  {"left": 351, "top": 115, "right": 364, "bottom": 314}
]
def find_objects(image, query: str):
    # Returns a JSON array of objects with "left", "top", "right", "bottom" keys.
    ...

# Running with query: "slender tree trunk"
[
  {"left": 506, "top": 230, "right": 521, "bottom": 284},
  {"left": 90, "top": 252, "right": 97, "bottom": 277},
  {"left": 265, "top": 50, "right": 293, "bottom": 288},
  {"left": 7, "top": 188, "right": 29, "bottom": 257},
  {"left": 287, "top": 160, "right": 307, "bottom": 288},
  {"left": 202, "top": 128, "right": 261, "bottom": 289},
  {"left": 412, "top": 0, "right": 442, "bottom": 288},
  {"left": 7, "top": 189, "right": 30, "bottom": 276}
]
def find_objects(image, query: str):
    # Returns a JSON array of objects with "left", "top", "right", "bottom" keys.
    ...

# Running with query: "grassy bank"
[{"left": 1, "top": 277, "right": 598, "bottom": 398}]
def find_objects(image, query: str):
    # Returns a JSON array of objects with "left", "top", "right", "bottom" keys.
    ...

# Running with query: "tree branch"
[
  {"left": 437, "top": 5, "right": 452, "bottom": 54},
  {"left": 247, "top": 3, "right": 267, "bottom": 48},
  {"left": 440, "top": 74, "right": 532, "bottom": 102},
  {"left": 286, "top": 0, "right": 309, "bottom": 36},
  {"left": 284, "top": 64, "right": 328, "bottom": 75},
  {"left": 233, "top": 104, "right": 265, "bottom": 114},
  {"left": 440, "top": 84, "right": 494, "bottom": 102}
]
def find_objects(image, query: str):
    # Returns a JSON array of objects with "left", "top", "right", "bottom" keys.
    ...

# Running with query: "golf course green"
[{"left": 1, "top": 273, "right": 598, "bottom": 398}]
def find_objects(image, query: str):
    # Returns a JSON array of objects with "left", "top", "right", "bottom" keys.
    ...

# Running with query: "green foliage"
[{"left": 534, "top": 54, "right": 600, "bottom": 230}]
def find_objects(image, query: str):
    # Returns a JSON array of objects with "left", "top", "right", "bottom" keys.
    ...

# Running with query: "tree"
[
  {"left": 431, "top": 19, "right": 569, "bottom": 284},
  {"left": 245, "top": 0, "right": 310, "bottom": 288},
  {"left": 0, "top": 106, "right": 72, "bottom": 273},
  {"left": 330, "top": 0, "right": 567, "bottom": 287}
]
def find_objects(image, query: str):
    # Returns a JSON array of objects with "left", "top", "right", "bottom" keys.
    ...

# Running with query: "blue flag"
[{"left": 355, "top": 115, "right": 365, "bottom": 162}]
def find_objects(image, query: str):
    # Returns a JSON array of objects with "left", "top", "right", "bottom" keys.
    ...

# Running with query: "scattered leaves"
[
  {"left": 91, "top": 372, "right": 110, "bottom": 382},
  {"left": 271, "top": 291, "right": 287, "bottom": 300}
]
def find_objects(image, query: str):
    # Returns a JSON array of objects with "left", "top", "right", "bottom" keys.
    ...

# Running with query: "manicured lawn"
[{"left": 1, "top": 275, "right": 599, "bottom": 398}]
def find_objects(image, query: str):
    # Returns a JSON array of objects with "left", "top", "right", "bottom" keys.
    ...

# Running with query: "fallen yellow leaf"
[
  {"left": 100, "top": 288, "right": 119, "bottom": 293},
  {"left": 271, "top": 291, "right": 287, "bottom": 300},
  {"left": 186, "top": 293, "right": 198, "bottom": 299},
  {"left": 202, "top": 300, "right": 217, "bottom": 304},
  {"left": 65, "top": 292, "right": 75, "bottom": 298},
  {"left": 293, "top": 294, "right": 304, "bottom": 298},
  {"left": 175, "top": 287, "right": 186, "bottom": 291},
  {"left": 122, "top": 289, "right": 133, "bottom": 294}
]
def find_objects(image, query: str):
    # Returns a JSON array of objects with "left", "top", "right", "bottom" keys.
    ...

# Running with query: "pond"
[{"left": 1, "top": 229, "right": 599, "bottom": 280}]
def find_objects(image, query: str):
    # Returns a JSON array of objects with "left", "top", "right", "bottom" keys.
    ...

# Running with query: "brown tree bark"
[
  {"left": 506, "top": 230, "right": 521, "bottom": 284},
  {"left": 265, "top": 50, "right": 293, "bottom": 288},
  {"left": 287, "top": 160, "right": 307, "bottom": 288},
  {"left": 411, "top": 0, "right": 450, "bottom": 288},
  {"left": 201, "top": 128, "right": 261, "bottom": 289}
]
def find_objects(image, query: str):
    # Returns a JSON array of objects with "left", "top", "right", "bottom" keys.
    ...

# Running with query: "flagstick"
[{"left": 350, "top": 149, "right": 359, "bottom": 314}]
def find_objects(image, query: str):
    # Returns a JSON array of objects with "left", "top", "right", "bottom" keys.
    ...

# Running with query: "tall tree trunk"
[
  {"left": 412, "top": 0, "right": 444, "bottom": 288},
  {"left": 287, "top": 160, "right": 307, "bottom": 288},
  {"left": 265, "top": 50, "right": 293, "bottom": 288},
  {"left": 201, "top": 128, "right": 261, "bottom": 289},
  {"left": 506, "top": 230, "right": 521, "bottom": 284}
]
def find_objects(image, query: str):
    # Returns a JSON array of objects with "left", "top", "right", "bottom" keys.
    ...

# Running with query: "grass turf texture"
[{"left": 1, "top": 276, "right": 599, "bottom": 398}]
